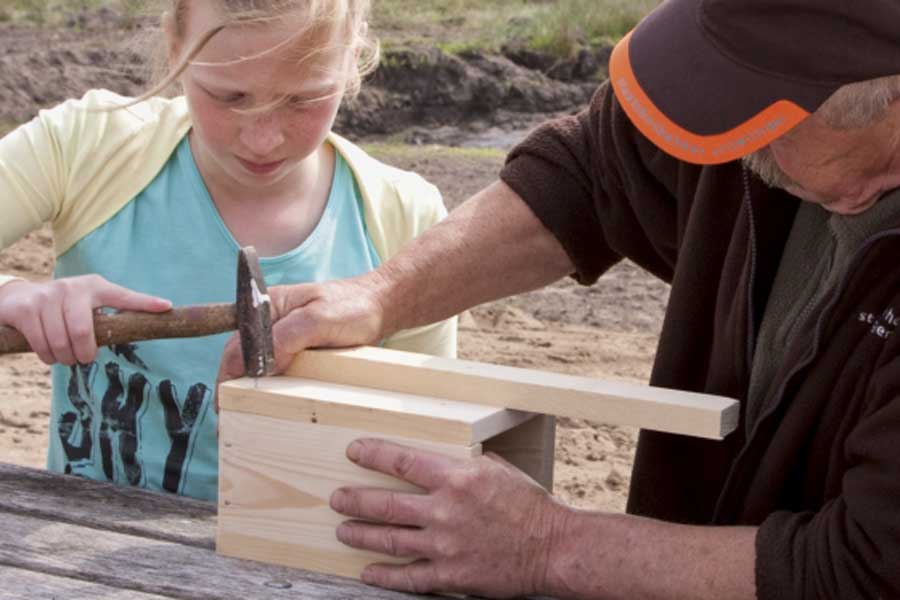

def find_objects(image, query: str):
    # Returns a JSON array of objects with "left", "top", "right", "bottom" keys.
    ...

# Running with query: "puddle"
[{"left": 455, "top": 125, "right": 534, "bottom": 150}]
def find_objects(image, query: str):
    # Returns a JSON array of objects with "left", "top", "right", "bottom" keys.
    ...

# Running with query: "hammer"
[{"left": 0, "top": 246, "right": 275, "bottom": 377}]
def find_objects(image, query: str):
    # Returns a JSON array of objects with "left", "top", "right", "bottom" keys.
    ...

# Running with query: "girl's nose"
[{"left": 239, "top": 113, "right": 285, "bottom": 157}]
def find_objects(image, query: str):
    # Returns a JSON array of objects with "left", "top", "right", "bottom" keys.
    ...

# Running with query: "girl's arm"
[{"left": 0, "top": 113, "right": 171, "bottom": 365}]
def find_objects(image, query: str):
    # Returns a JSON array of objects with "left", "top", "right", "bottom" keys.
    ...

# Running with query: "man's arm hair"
[{"left": 377, "top": 180, "right": 574, "bottom": 336}]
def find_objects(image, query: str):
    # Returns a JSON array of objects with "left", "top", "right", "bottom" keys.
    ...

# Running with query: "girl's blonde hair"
[{"left": 142, "top": 0, "right": 379, "bottom": 105}]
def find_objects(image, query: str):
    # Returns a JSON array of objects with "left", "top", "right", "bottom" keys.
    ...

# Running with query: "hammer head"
[{"left": 236, "top": 246, "right": 275, "bottom": 377}]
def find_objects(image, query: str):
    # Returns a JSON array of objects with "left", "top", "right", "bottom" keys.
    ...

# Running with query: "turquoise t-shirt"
[{"left": 48, "top": 136, "right": 380, "bottom": 501}]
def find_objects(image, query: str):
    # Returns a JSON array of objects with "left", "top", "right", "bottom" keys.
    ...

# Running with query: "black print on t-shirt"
[
  {"left": 59, "top": 363, "right": 96, "bottom": 473},
  {"left": 112, "top": 342, "right": 149, "bottom": 370},
  {"left": 59, "top": 344, "right": 210, "bottom": 494},
  {"left": 159, "top": 380, "right": 209, "bottom": 493},
  {"left": 99, "top": 362, "right": 147, "bottom": 486}
]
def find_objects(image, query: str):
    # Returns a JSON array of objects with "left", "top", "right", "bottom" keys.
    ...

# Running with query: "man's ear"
[{"left": 886, "top": 96, "right": 900, "bottom": 117}]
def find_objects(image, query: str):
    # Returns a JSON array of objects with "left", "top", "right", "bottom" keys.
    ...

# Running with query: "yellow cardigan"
[{"left": 0, "top": 89, "right": 456, "bottom": 357}]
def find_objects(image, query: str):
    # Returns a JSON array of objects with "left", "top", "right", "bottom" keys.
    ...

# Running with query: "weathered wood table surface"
[{"left": 0, "top": 462, "right": 434, "bottom": 599}]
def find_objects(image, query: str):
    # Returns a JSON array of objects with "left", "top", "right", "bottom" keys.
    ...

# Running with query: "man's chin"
[
  {"left": 741, "top": 149, "right": 800, "bottom": 193},
  {"left": 820, "top": 197, "right": 877, "bottom": 215}
]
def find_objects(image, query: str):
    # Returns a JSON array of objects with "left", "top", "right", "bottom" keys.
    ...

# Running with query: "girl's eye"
[
  {"left": 289, "top": 92, "right": 335, "bottom": 110},
  {"left": 288, "top": 96, "right": 314, "bottom": 110},
  {"left": 207, "top": 89, "right": 245, "bottom": 104},
  {"left": 219, "top": 93, "right": 245, "bottom": 104}
]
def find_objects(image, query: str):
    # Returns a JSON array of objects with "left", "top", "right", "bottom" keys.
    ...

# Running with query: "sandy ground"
[{"left": 0, "top": 148, "right": 669, "bottom": 513}]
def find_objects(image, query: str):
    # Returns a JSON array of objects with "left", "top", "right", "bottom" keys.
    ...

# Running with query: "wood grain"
[
  {"left": 283, "top": 346, "right": 739, "bottom": 439},
  {"left": 218, "top": 410, "right": 481, "bottom": 579},
  {"left": 0, "top": 567, "right": 173, "bottom": 599},
  {"left": 0, "top": 462, "right": 425, "bottom": 600},
  {"left": 0, "top": 462, "right": 216, "bottom": 549},
  {"left": 219, "top": 376, "right": 535, "bottom": 444},
  {"left": 0, "top": 509, "right": 412, "bottom": 600},
  {"left": 483, "top": 414, "right": 556, "bottom": 490}
]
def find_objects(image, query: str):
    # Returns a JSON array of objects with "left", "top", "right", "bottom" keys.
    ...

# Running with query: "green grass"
[
  {"left": 362, "top": 142, "right": 506, "bottom": 162},
  {"left": 373, "top": 0, "right": 662, "bottom": 56},
  {"left": 515, "top": 0, "right": 662, "bottom": 55},
  {"left": 0, "top": 120, "right": 18, "bottom": 137},
  {"left": 0, "top": 0, "right": 144, "bottom": 25},
  {"left": 0, "top": 0, "right": 660, "bottom": 56}
]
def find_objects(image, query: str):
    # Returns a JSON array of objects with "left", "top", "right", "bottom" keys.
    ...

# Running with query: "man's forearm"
[
  {"left": 376, "top": 180, "right": 574, "bottom": 336},
  {"left": 545, "top": 509, "right": 757, "bottom": 600}
]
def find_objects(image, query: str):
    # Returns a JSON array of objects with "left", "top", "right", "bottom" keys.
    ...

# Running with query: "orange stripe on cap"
[{"left": 609, "top": 32, "right": 810, "bottom": 165}]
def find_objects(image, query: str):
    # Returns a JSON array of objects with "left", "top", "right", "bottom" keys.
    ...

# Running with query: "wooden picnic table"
[{"left": 0, "top": 461, "right": 433, "bottom": 599}]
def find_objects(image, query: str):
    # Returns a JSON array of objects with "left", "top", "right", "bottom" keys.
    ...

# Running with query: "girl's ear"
[
  {"left": 354, "top": 20, "right": 368, "bottom": 62},
  {"left": 161, "top": 11, "right": 181, "bottom": 69}
]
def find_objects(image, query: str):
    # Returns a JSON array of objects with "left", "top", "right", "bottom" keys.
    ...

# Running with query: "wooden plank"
[
  {"left": 0, "top": 509, "right": 420, "bottom": 600},
  {"left": 0, "top": 566, "right": 174, "bottom": 599},
  {"left": 0, "top": 462, "right": 216, "bottom": 549},
  {"left": 483, "top": 414, "right": 556, "bottom": 491},
  {"left": 218, "top": 411, "right": 480, "bottom": 580},
  {"left": 283, "top": 346, "right": 739, "bottom": 440},
  {"left": 220, "top": 377, "right": 534, "bottom": 444}
]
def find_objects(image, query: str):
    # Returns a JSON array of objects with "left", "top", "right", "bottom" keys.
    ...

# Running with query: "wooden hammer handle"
[{"left": 0, "top": 303, "right": 237, "bottom": 355}]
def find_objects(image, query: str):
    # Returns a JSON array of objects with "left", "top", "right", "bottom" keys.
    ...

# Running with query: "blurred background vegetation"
[{"left": 0, "top": 0, "right": 661, "bottom": 58}]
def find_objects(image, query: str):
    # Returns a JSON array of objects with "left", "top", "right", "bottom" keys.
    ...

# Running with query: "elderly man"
[{"left": 220, "top": 0, "right": 900, "bottom": 597}]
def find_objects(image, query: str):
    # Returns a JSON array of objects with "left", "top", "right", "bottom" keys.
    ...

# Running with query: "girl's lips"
[{"left": 237, "top": 157, "right": 285, "bottom": 175}]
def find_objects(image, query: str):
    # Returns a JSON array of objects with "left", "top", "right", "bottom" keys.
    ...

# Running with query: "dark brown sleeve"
[
  {"left": 755, "top": 356, "right": 900, "bottom": 599},
  {"left": 500, "top": 81, "right": 690, "bottom": 285}
]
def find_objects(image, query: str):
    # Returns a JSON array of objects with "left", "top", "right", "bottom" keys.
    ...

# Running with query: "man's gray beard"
[{"left": 741, "top": 147, "right": 802, "bottom": 192}]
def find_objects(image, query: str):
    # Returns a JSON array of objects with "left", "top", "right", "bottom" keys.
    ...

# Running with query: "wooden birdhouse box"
[
  {"left": 216, "top": 350, "right": 555, "bottom": 579},
  {"left": 216, "top": 346, "right": 737, "bottom": 580}
]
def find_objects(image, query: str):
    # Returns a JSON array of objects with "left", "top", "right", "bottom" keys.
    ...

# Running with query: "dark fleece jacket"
[{"left": 500, "top": 81, "right": 900, "bottom": 599}]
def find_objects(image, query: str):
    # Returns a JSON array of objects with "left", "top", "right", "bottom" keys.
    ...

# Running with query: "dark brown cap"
[{"left": 609, "top": 0, "right": 900, "bottom": 165}]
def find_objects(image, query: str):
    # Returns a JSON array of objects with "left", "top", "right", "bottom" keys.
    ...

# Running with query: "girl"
[{"left": 0, "top": 0, "right": 456, "bottom": 500}]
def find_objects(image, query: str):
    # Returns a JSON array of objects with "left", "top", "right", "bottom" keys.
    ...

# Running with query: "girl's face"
[{"left": 171, "top": 3, "right": 351, "bottom": 191}]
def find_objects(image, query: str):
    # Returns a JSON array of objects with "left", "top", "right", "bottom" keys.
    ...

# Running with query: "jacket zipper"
[
  {"left": 713, "top": 225, "right": 900, "bottom": 521},
  {"left": 743, "top": 168, "right": 759, "bottom": 373}
]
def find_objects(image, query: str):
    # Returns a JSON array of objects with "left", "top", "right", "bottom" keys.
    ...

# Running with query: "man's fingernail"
[
  {"left": 335, "top": 522, "right": 349, "bottom": 541},
  {"left": 331, "top": 489, "right": 345, "bottom": 512},
  {"left": 347, "top": 441, "right": 361, "bottom": 462},
  {"left": 360, "top": 567, "right": 375, "bottom": 584}
]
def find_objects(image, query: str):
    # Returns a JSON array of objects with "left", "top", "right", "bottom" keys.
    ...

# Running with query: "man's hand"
[
  {"left": 217, "top": 275, "right": 389, "bottom": 382},
  {"left": 329, "top": 438, "right": 569, "bottom": 598},
  {"left": 216, "top": 180, "right": 574, "bottom": 385},
  {"left": 330, "top": 439, "right": 758, "bottom": 600}
]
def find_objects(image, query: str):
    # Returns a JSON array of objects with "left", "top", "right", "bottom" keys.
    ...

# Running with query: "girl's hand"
[{"left": 0, "top": 275, "right": 171, "bottom": 366}]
